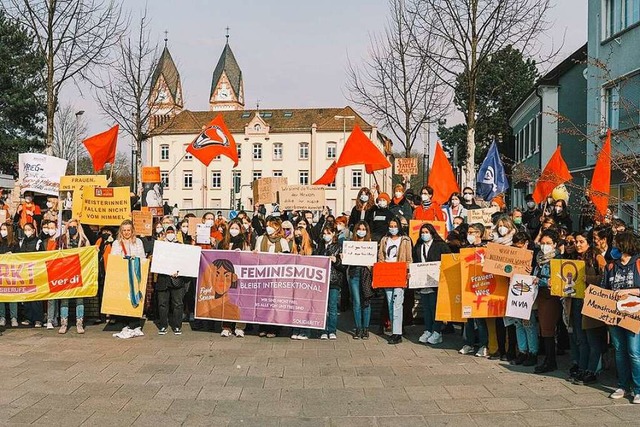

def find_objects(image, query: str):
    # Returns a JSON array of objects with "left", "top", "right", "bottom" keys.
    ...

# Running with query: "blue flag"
[{"left": 476, "top": 141, "right": 509, "bottom": 201}]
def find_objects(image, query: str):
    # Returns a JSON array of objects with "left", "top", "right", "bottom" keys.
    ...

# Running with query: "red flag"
[
  {"left": 82, "top": 125, "right": 118, "bottom": 172},
  {"left": 335, "top": 124, "right": 391, "bottom": 172},
  {"left": 187, "top": 114, "right": 238, "bottom": 167},
  {"left": 532, "top": 146, "right": 573, "bottom": 204},
  {"left": 428, "top": 141, "right": 460, "bottom": 205},
  {"left": 313, "top": 161, "right": 338, "bottom": 185},
  {"left": 590, "top": 129, "right": 612, "bottom": 217}
]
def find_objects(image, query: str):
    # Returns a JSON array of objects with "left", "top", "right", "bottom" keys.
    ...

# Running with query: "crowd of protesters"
[{"left": 1, "top": 184, "right": 640, "bottom": 402}]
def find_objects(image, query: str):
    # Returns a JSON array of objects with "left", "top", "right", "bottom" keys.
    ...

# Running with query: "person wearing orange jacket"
[{"left": 413, "top": 185, "right": 445, "bottom": 221}]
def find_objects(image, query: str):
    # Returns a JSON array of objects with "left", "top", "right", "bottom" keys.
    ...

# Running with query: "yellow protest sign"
[
  {"left": 435, "top": 254, "right": 464, "bottom": 322},
  {"left": 80, "top": 187, "right": 131, "bottom": 226},
  {"left": 460, "top": 247, "right": 509, "bottom": 318},
  {"left": 550, "top": 259, "right": 586, "bottom": 299},
  {"left": 0, "top": 247, "right": 98, "bottom": 302},
  {"left": 60, "top": 175, "right": 108, "bottom": 220},
  {"left": 101, "top": 256, "right": 149, "bottom": 317}
]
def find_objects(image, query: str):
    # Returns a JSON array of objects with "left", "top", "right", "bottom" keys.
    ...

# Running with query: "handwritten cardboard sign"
[
  {"left": 253, "top": 177, "right": 287, "bottom": 205},
  {"left": 132, "top": 210, "right": 153, "bottom": 237},
  {"left": 505, "top": 274, "right": 537, "bottom": 320},
  {"left": 409, "top": 220, "right": 447, "bottom": 244},
  {"left": 0, "top": 209, "right": 6, "bottom": 224},
  {"left": 460, "top": 247, "right": 509, "bottom": 318},
  {"left": 550, "top": 259, "right": 586, "bottom": 299},
  {"left": 409, "top": 262, "right": 441, "bottom": 289},
  {"left": 372, "top": 262, "right": 407, "bottom": 288},
  {"left": 435, "top": 254, "right": 464, "bottom": 322},
  {"left": 342, "top": 241, "right": 378, "bottom": 266},
  {"left": 279, "top": 185, "right": 326, "bottom": 211},
  {"left": 482, "top": 242, "right": 533, "bottom": 277},
  {"left": 394, "top": 158, "right": 418, "bottom": 176},
  {"left": 188, "top": 217, "right": 200, "bottom": 237},
  {"left": 582, "top": 285, "right": 640, "bottom": 333},
  {"left": 467, "top": 207, "right": 498, "bottom": 227}
]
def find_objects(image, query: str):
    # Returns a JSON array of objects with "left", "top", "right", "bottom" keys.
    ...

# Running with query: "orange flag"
[
  {"left": 313, "top": 161, "right": 338, "bottom": 185},
  {"left": 335, "top": 124, "right": 391, "bottom": 172},
  {"left": 187, "top": 114, "right": 238, "bottom": 167},
  {"left": 590, "top": 129, "right": 612, "bottom": 217},
  {"left": 532, "top": 146, "right": 573, "bottom": 204},
  {"left": 428, "top": 141, "right": 460, "bottom": 204},
  {"left": 82, "top": 125, "right": 119, "bottom": 172}
]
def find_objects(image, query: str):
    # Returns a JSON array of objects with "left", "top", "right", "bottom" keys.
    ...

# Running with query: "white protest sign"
[
  {"left": 279, "top": 185, "right": 326, "bottom": 211},
  {"left": 196, "top": 224, "right": 212, "bottom": 245},
  {"left": 505, "top": 274, "right": 537, "bottom": 320},
  {"left": 341, "top": 241, "right": 378, "bottom": 266},
  {"left": 18, "top": 153, "right": 68, "bottom": 196},
  {"left": 409, "top": 262, "right": 441, "bottom": 289},
  {"left": 150, "top": 240, "right": 202, "bottom": 278}
]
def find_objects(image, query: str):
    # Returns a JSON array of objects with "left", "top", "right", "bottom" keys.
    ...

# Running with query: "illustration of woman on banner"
[{"left": 197, "top": 258, "right": 240, "bottom": 321}]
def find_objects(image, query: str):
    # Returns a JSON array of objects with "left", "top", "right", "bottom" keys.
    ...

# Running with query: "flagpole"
[{"left": 168, "top": 152, "right": 187, "bottom": 175}]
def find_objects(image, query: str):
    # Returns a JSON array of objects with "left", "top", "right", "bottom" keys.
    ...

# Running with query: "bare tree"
[
  {"left": 346, "top": 0, "right": 449, "bottom": 158},
  {"left": 408, "top": 0, "right": 554, "bottom": 187},
  {"left": 5, "top": 0, "right": 126, "bottom": 155},
  {"left": 52, "top": 103, "right": 88, "bottom": 161},
  {"left": 94, "top": 8, "right": 166, "bottom": 192}
]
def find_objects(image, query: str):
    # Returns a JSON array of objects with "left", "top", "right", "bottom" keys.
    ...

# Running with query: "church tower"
[
  {"left": 209, "top": 33, "right": 244, "bottom": 111},
  {"left": 149, "top": 36, "right": 183, "bottom": 130}
]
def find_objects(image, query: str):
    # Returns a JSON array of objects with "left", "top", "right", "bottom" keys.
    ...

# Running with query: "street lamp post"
[
  {"left": 74, "top": 110, "right": 85, "bottom": 175},
  {"left": 334, "top": 115, "right": 355, "bottom": 213}
]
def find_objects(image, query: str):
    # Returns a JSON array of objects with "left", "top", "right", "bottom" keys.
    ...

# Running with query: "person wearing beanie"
[
  {"left": 390, "top": 184, "right": 413, "bottom": 220},
  {"left": 370, "top": 192, "right": 394, "bottom": 242}
]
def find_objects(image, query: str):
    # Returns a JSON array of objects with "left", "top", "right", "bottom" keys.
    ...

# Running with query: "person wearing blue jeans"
[
  {"left": 609, "top": 326, "right": 640, "bottom": 398},
  {"left": 512, "top": 315, "right": 538, "bottom": 366},
  {"left": 324, "top": 288, "right": 340, "bottom": 338},
  {"left": 320, "top": 224, "right": 344, "bottom": 341},
  {"left": 0, "top": 303, "right": 18, "bottom": 327},
  {"left": 59, "top": 298, "right": 84, "bottom": 334},
  {"left": 348, "top": 268, "right": 371, "bottom": 339}
]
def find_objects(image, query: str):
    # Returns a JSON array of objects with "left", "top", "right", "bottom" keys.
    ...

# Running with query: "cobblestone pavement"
[{"left": 1, "top": 322, "right": 639, "bottom": 426}]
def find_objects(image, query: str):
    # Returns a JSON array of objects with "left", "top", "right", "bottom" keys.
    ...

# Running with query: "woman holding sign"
[
  {"left": 346, "top": 221, "right": 374, "bottom": 340},
  {"left": 319, "top": 224, "right": 344, "bottom": 340},
  {"left": 378, "top": 217, "right": 412, "bottom": 344},
  {"left": 412, "top": 223, "right": 451, "bottom": 345}
]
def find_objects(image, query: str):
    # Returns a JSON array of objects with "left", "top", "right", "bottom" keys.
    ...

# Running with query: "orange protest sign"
[
  {"left": 435, "top": 254, "right": 464, "bottom": 322},
  {"left": 141, "top": 167, "right": 161, "bottom": 183},
  {"left": 372, "top": 262, "right": 407, "bottom": 288},
  {"left": 460, "top": 247, "right": 509, "bottom": 318},
  {"left": 482, "top": 242, "right": 533, "bottom": 277},
  {"left": 409, "top": 220, "right": 447, "bottom": 244}
]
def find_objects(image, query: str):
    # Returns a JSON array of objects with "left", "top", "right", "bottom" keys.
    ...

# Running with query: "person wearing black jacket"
[
  {"left": 390, "top": 184, "right": 413, "bottom": 220},
  {"left": 0, "top": 223, "right": 19, "bottom": 328},
  {"left": 413, "top": 223, "right": 451, "bottom": 346},
  {"left": 319, "top": 224, "right": 344, "bottom": 340},
  {"left": 461, "top": 187, "right": 480, "bottom": 210},
  {"left": 155, "top": 226, "right": 187, "bottom": 335},
  {"left": 370, "top": 193, "right": 394, "bottom": 242},
  {"left": 17, "top": 223, "right": 44, "bottom": 327},
  {"left": 552, "top": 199, "right": 573, "bottom": 232},
  {"left": 523, "top": 194, "right": 542, "bottom": 238},
  {"left": 348, "top": 187, "right": 375, "bottom": 232}
]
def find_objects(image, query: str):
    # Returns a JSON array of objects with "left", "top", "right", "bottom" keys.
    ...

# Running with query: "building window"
[
  {"left": 160, "top": 171, "right": 169, "bottom": 188},
  {"left": 605, "top": 86, "right": 620, "bottom": 130},
  {"left": 184, "top": 145, "right": 192, "bottom": 160},
  {"left": 352, "top": 170, "right": 362, "bottom": 188},
  {"left": 160, "top": 144, "right": 169, "bottom": 161},
  {"left": 605, "top": 0, "right": 639, "bottom": 38},
  {"left": 232, "top": 171, "right": 241, "bottom": 193},
  {"left": 254, "top": 124, "right": 261, "bottom": 132},
  {"left": 253, "top": 143, "right": 262, "bottom": 160},
  {"left": 535, "top": 115, "right": 541, "bottom": 153},
  {"left": 182, "top": 199, "right": 193, "bottom": 209},
  {"left": 515, "top": 133, "right": 520, "bottom": 162},
  {"left": 210, "top": 199, "right": 222, "bottom": 208},
  {"left": 273, "top": 143, "right": 283, "bottom": 160},
  {"left": 531, "top": 117, "right": 538, "bottom": 154},
  {"left": 237, "top": 143, "right": 242, "bottom": 159},
  {"left": 326, "top": 142, "right": 337, "bottom": 159},
  {"left": 299, "top": 142, "right": 309, "bottom": 160},
  {"left": 299, "top": 170, "right": 309, "bottom": 185},
  {"left": 252, "top": 171, "right": 262, "bottom": 182},
  {"left": 183, "top": 171, "right": 193, "bottom": 189},
  {"left": 524, "top": 124, "right": 531, "bottom": 158},
  {"left": 211, "top": 171, "right": 221, "bottom": 189},
  {"left": 273, "top": 170, "right": 283, "bottom": 177}
]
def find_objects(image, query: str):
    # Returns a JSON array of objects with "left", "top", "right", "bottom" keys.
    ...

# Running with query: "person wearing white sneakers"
[
  {"left": 601, "top": 231, "right": 640, "bottom": 403},
  {"left": 412, "top": 223, "right": 451, "bottom": 346},
  {"left": 0, "top": 223, "right": 19, "bottom": 329},
  {"left": 156, "top": 226, "right": 187, "bottom": 336},
  {"left": 319, "top": 224, "right": 344, "bottom": 341},
  {"left": 290, "top": 227, "right": 314, "bottom": 340}
]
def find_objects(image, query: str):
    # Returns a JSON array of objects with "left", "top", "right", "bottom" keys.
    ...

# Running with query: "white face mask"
[
  {"left": 378, "top": 201, "right": 388, "bottom": 208},
  {"left": 451, "top": 199, "right": 460, "bottom": 207},
  {"left": 359, "top": 194, "right": 369, "bottom": 202},
  {"left": 555, "top": 207, "right": 563, "bottom": 214},
  {"left": 0, "top": 230, "right": 7, "bottom": 238},
  {"left": 48, "top": 229, "right": 57, "bottom": 236},
  {"left": 24, "top": 231, "right": 33, "bottom": 238},
  {"left": 229, "top": 228, "right": 240, "bottom": 237},
  {"left": 165, "top": 233, "right": 176, "bottom": 242},
  {"left": 24, "top": 196, "right": 33, "bottom": 203},
  {"left": 204, "top": 219, "right": 214, "bottom": 227},
  {"left": 540, "top": 244, "right": 555, "bottom": 255},
  {"left": 463, "top": 194, "right": 473, "bottom": 201},
  {"left": 498, "top": 226, "right": 509, "bottom": 236},
  {"left": 266, "top": 226, "right": 276, "bottom": 236},
  {"left": 421, "top": 194, "right": 430, "bottom": 202},
  {"left": 395, "top": 192, "right": 403, "bottom": 199},
  {"left": 46, "top": 202, "right": 53, "bottom": 209},
  {"left": 156, "top": 226, "right": 164, "bottom": 234},
  {"left": 337, "top": 224, "right": 345, "bottom": 232},
  {"left": 181, "top": 227, "right": 189, "bottom": 234},
  {"left": 323, "top": 234, "right": 333, "bottom": 243},
  {"left": 467, "top": 234, "right": 476, "bottom": 245},
  {"left": 356, "top": 230, "right": 367, "bottom": 238},
  {"left": 526, "top": 201, "right": 536, "bottom": 209},
  {"left": 388, "top": 227, "right": 399, "bottom": 236}
]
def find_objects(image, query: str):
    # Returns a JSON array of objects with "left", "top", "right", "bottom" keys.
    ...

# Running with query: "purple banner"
[{"left": 194, "top": 250, "right": 331, "bottom": 329}]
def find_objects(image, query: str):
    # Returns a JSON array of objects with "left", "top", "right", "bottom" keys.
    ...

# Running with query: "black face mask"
[
  {"left": 294, "top": 236, "right": 303, "bottom": 245},
  {"left": 68, "top": 226, "right": 78, "bottom": 236}
]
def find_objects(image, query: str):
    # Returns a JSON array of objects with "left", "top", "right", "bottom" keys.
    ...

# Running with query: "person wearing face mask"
[
  {"left": 552, "top": 199, "right": 573, "bottom": 232},
  {"left": 197, "top": 212, "right": 218, "bottom": 249},
  {"left": 155, "top": 226, "right": 188, "bottom": 336},
  {"left": 348, "top": 187, "right": 375, "bottom": 232},
  {"left": 288, "top": 226, "right": 315, "bottom": 340},
  {"left": 43, "top": 196, "right": 59, "bottom": 222},
  {"left": 378, "top": 217, "right": 413, "bottom": 344},
  {"left": 531, "top": 229, "right": 562, "bottom": 373},
  {"left": 511, "top": 208, "right": 526, "bottom": 233},
  {"left": 334, "top": 216, "right": 350, "bottom": 244},
  {"left": 460, "top": 187, "right": 480, "bottom": 210},
  {"left": 95, "top": 227, "right": 115, "bottom": 324},
  {"left": 42, "top": 220, "right": 61, "bottom": 330},
  {"left": 413, "top": 186, "right": 445, "bottom": 222},
  {"left": 17, "top": 222, "right": 44, "bottom": 327},
  {"left": 344, "top": 221, "right": 374, "bottom": 339},
  {"left": 0, "top": 223, "right": 19, "bottom": 328},
  {"left": 56, "top": 219, "right": 91, "bottom": 334},
  {"left": 413, "top": 223, "right": 451, "bottom": 346},
  {"left": 254, "top": 216, "right": 290, "bottom": 338},
  {"left": 442, "top": 192, "right": 467, "bottom": 232},
  {"left": 319, "top": 224, "right": 345, "bottom": 340},
  {"left": 370, "top": 193, "right": 394, "bottom": 242},
  {"left": 281, "top": 220, "right": 295, "bottom": 249},
  {"left": 522, "top": 194, "right": 542, "bottom": 238},
  {"left": 218, "top": 219, "right": 251, "bottom": 338},
  {"left": 14, "top": 191, "right": 42, "bottom": 230},
  {"left": 390, "top": 184, "right": 413, "bottom": 219}
]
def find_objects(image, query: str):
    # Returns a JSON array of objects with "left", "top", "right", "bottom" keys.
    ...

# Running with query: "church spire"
[
  {"left": 149, "top": 40, "right": 183, "bottom": 129},
  {"left": 209, "top": 33, "right": 244, "bottom": 111}
]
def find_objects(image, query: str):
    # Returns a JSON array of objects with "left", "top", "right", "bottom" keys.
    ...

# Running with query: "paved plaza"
[{"left": 1, "top": 322, "right": 639, "bottom": 427}]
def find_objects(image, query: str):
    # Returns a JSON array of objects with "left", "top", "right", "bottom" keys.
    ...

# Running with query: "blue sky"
[{"left": 62, "top": 0, "right": 588, "bottom": 147}]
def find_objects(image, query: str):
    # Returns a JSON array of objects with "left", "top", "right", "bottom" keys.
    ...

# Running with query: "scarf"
[
  {"left": 260, "top": 234, "right": 283, "bottom": 253},
  {"left": 421, "top": 200, "right": 432, "bottom": 209},
  {"left": 492, "top": 230, "right": 514, "bottom": 246},
  {"left": 392, "top": 196, "right": 404, "bottom": 205},
  {"left": 127, "top": 257, "right": 143, "bottom": 308},
  {"left": 536, "top": 248, "right": 556, "bottom": 266},
  {"left": 230, "top": 235, "right": 245, "bottom": 249}
]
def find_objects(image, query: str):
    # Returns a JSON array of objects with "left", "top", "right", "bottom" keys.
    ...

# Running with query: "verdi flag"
[
  {"left": 82, "top": 125, "right": 119, "bottom": 172},
  {"left": 590, "top": 129, "right": 612, "bottom": 217},
  {"left": 476, "top": 141, "right": 509, "bottom": 201},
  {"left": 187, "top": 114, "right": 238, "bottom": 166}
]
